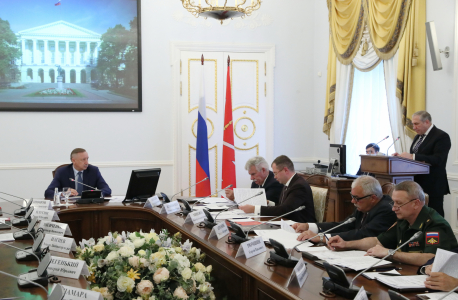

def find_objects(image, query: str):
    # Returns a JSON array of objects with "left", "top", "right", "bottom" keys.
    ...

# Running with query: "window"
[{"left": 344, "top": 63, "right": 393, "bottom": 175}]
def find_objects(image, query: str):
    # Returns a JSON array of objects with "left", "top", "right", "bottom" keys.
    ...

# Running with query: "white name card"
[
  {"left": 39, "top": 221, "right": 72, "bottom": 236},
  {"left": 287, "top": 258, "right": 308, "bottom": 288},
  {"left": 354, "top": 286, "right": 368, "bottom": 300},
  {"left": 235, "top": 236, "right": 266, "bottom": 259},
  {"left": 184, "top": 210, "right": 206, "bottom": 224},
  {"left": 208, "top": 222, "right": 229, "bottom": 240},
  {"left": 160, "top": 201, "right": 181, "bottom": 214},
  {"left": 30, "top": 199, "right": 53, "bottom": 210},
  {"left": 31, "top": 208, "right": 60, "bottom": 221},
  {"left": 53, "top": 284, "right": 103, "bottom": 300},
  {"left": 48, "top": 256, "right": 89, "bottom": 279},
  {"left": 42, "top": 235, "right": 77, "bottom": 254},
  {"left": 144, "top": 195, "right": 162, "bottom": 209}
]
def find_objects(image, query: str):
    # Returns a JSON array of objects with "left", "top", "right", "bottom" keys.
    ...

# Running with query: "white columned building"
[{"left": 16, "top": 20, "right": 101, "bottom": 84}]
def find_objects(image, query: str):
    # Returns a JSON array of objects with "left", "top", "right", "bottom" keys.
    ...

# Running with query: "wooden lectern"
[{"left": 360, "top": 155, "right": 430, "bottom": 185}]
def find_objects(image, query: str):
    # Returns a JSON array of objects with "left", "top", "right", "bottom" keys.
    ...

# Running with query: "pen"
[{"left": 378, "top": 272, "right": 402, "bottom": 276}]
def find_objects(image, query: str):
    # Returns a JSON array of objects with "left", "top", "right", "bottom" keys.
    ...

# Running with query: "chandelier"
[{"left": 180, "top": 0, "right": 261, "bottom": 24}]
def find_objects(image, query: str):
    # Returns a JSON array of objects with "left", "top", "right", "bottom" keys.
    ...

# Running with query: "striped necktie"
[{"left": 412, "top": 135, "right": 425, "bottom": 153}]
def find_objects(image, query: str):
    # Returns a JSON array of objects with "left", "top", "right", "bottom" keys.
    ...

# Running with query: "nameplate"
[
  {"left": 144, "top": 195, "right": 161, "bottom": 209},
  {"left": 354, "top": 286, "right": 368, "bottom": 300},
  {"left": 287, "top": 258, "right": 308, "bottom": 288},
  {"left": 48, "top": 256, "right": 89, "bottom": 279},
  {"left": 235, "top": 236, "right": 266, "bottom": 259},
  {"left": 30, "top": 199, "right": 53, "bottom": 210},
  {"left": 42, "top": 234, "right": 77, "bottom": 254},
  {"left": 208, "top": 222, "right": 229, "bottom": 240},
  {"left": 39, "top": 221, "right": 72, "bottom": 236},
  {"left": 184, "top": 210, "right": 206, "bottom": 224},
  {"left": 31, "top": 208, "right": 60, "bottom": 221},
  {"left": 160, "top": 201, "right": 181, "bottom": 214},
  {"left": 53, "top": 284, "right": 103, "bottom": 300}
]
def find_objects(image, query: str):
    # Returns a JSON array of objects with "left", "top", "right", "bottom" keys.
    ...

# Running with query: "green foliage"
[{"left": 0, "top": 18, "right": 21, "bottom": 82}]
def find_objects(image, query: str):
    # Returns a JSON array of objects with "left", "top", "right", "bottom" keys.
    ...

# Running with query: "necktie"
[
  {"left": 280, "top": 186, "right": 288, "bottom": 204},
  {"left": 412, "top": 135, "right": 425, "bottom": 153},
  {"left": 359, "top": 212, "right": 368, "bottom": 229},
  {"left": 76, "top": 171, "right": 83, "bottom": 195}
]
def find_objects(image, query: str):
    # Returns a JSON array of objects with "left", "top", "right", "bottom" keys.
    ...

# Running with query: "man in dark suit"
[
  {"left": 225, "top": 156, "right": 283, "bottom": 205},
  {"left": 44, "top": 148, "right": 111, "bottom": 199},
  {"left": 239, "top": 155, "right": 316, "bottom": 223},
  {"left": 356, "top": 143, "right": 380, "bottom": 176},
  {"left": 393, "top": 111, "right": 451, "bottom": 216},
  {"left": 292, "top": 175, "right": 396, "bottom": 242}
]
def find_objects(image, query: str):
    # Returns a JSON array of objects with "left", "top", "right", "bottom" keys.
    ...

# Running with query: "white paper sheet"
[
  {"left": 234, "top": 188, "right": 267, "bottom": 206},
  {"left": 254, "top": 229, "right": 311, "bottom": 249},
  {"left": 362, "top": 270, "right": 401, "bottom": 280},
  {"left": 281, "top": 219, "right": 296, "bottom": 233},
  {"left": 432, "top": 249, "right": 458, "bottom": 278},
  {"left": 417, "top": 292, "right": 458, "bottom": 300},
  {"left": 267, "top": 220, "right": 297, "bottom": 226},
  {"left": 376, "top": 275, "right": 427, "bottom": 289},
  {"left": 331, "top": 255, "right": 391, "bottom": 271},
  {"left": 0, "top": 233, "right": 14, "bottom": 242}
]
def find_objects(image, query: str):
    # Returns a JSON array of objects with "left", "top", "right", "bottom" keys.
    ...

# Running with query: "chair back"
[
  {"left": 304, "top": 174, "right": 330, "bottom": 223},
  {"left": 52, "top": 164, "right": 70, "bottom": 178}
]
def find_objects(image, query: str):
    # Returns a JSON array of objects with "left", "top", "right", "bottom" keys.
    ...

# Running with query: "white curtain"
[
  {"left": 383, "top": 52, "right": 413, "bottom": 153},
  {"left": 344, "top": 63, "right": 394, "bottom": 175},
  {"left": 353, "top": 26, "right": 381, "bottom": 71}
]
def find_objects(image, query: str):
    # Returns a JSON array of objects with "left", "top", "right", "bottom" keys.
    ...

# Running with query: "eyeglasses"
[
  {"left": 349, "top": 193, "right": 374, "bottom": 202},
  {"left": 273, "top": 169, "right": 285, "bottom": 176},
  {"left": 389, "top": 198, "right": 418, "bottom": 210}
]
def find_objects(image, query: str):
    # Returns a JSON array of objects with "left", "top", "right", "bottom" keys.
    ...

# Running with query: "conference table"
[{"left": 0, "top": 199, "right": 426, "bottom": 300}]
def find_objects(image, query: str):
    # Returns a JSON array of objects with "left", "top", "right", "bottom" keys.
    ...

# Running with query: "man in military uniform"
[{"left": 327, "top": 181, "right": 458, "bottom": 266}]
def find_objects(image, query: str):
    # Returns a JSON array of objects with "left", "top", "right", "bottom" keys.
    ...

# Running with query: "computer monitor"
[
  {"left": 123, "top": 168, "right": 161, "bottom": 202},
  {"left": 329, "top": 144, "right": 346, "bottom": 175}
]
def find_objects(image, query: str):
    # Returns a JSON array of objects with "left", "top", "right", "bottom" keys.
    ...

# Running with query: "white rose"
[
  {"left": 118, "top": 246, "right": 135, "bottom": 257},
  {"left": 133, "top": 238, "right": 145, "bottom": 248},
  {"left": 128, "top": 256, "right": 139, "bottom": 268},
  {"left": 106, "top": 251, "right": 119, "bottom": 262},
  {"left": 181, "top": 267, "right": 192, "bottom": 280},
  {"left": 140, "top": 257, "right": 150, "bottom": 267},
  {"left": 206, "top": 265, "right": 212, "bottom": 273},
  {"left": 153, "top": 267, "right": 170, "bottom": 284},
  {"left": 149, "top": 296, "right": 156, "bottom": 300},
  {"left": 129, "top": 232, "right": 140, "bottom": 241},
  {"left": 117, "top": 276, "right": 135, "bottom": 293},
  {"left": 209, "top": 291, "right": 216, "bottom": 300},
  {"left": 193, "top": 271, "right": 205, "bottom": 284},
  {"left": 136, "top": 279, "right": 154, "bottom": 296},
  {"left": 93, "top": 244, "right": 105, "bottom": 252},
  {"left": 195, "top": 248, "right": 200, "bottom": 257},
  {"left": 194, "top": 262, "right": 205, "bottom": 272},
  {"left": 173, "top": 286, "right": 189, "bottom": 299},
  {"left": 97, "top": 259, "right": 106, "bottom": 268},
  {"left": 138, "top": 250, "right": 146, "bottom": 257}
]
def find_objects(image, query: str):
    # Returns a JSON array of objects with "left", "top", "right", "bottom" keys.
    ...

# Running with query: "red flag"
[{"left": 222, "top": 56, "right": 236, "bottom": 191}]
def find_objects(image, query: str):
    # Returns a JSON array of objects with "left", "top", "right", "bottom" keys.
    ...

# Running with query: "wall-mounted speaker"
[{"left": 426, "top": 21, "right": 450, "bottom": 71}]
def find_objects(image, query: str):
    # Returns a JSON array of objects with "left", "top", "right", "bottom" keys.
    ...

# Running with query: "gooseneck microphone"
[
  {"left": 244, "top": 205, "right": 306, "bottom": 238},
  {"left": 0, "top": 196, "right": 23, "bottom": 208},
  {"left": 191, "top": 184, "right": 233, "bottom": 209},
  {"left": 367, "top": 136, "right": 389, "bottom": 153},
  {"left": 0, "top": 196, "right": 33, "bottom": 216},
  {"left": 0, "top": 239, "right": 41, "bottom": 262},
  {"left": 0, "top": 218, "right": 38, "bottom": 241},
  {"left": 349, "top": 231, "right": 422, "bottom": 288},
  {"left": 1, "top": 211, "right": 31, "bottom": 226},
  {"left": 214, "top": 191, "right": 264, "bottom": 221},
  {"left": 387, "top": 137, "right": 400, "bottom": 156},
  {"left": 170, "top": 177, "right": 209, "bottom": 201},
  {"left": 69, "top": 178, "right": 99, "bottom": 191},
  {"left": 288, "top": 217, "right": 356, "bottom": 260}
]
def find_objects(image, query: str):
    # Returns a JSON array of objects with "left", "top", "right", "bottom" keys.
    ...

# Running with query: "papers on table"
[
  {"left": 362, "top": 269, "right": 401, "bottom": 280},
  {"left": 254, "top": 229, "right": 312, "bottom": 249},
  {"left": 0, "top": 233, "right": 14, "bottom": 242},
  {"left": 418, "top": 292, "right": 458, "bottom": 300},
  {"left": 108, "top": 196, "right": 125, "bottom": 203},
  {"left": 267, "top": 220, "right": 296, "bottom": 226},
  {"left": 281, "top": 219, "right": 296, "bottom": 233},
  {"left": 432, "top": 248, "right": 458, "bottom": 278},
  {"left": 200, "top": 198, "right": 233, "bottom": 205},
  {"left": 376, "top": 275, "right": 427, "bottom": 289},
  {"left": 234, "top": 188, "right": 267, "bottom": 206}
]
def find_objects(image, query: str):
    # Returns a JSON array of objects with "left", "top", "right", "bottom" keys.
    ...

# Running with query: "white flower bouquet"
[{"left": 76, "top": 230, "right": 216, "bottom": 300}]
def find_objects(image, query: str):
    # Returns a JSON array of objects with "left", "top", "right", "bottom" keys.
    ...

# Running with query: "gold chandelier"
[{"left": 180, "top": 0, "right": 261, "bottom": 24}]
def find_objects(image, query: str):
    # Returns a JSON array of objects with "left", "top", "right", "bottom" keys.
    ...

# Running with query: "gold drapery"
[
  {"left": 364, "top": 0, "right": 412, "bottom": 60},
  {"left": 328, "top": 0, "right": 365, "bottom": 65},
  {"left": 396, "top": 0, "right": 425, "bottom": 139},
  {"left": 323, "top": 35, "right": 337, "bottom": 137}
]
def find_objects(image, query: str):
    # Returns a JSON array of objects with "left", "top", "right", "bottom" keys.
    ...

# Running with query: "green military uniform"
[{"left": 377, "top": 206, "right": 458, "bottom": 253}]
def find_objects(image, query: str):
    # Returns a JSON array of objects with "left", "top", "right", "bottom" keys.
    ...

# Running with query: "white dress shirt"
[{"left": 412, "top": 124, "right": 434, "bottom": 160}]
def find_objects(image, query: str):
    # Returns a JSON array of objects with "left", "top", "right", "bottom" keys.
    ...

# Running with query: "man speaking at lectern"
[
  {"left": 393, "top": 111, "right": 451, "bottom": 217},
  {"left": 44, "top": 148, "right": 111, "bottom": 199}
]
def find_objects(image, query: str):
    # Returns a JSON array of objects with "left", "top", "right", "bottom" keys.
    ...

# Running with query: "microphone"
[
  {"left": 170, "top": 177, "right": 209, "bottom": 201},
  {"left": 214, "top": 191, "right": 263, "bottom": 221},
  {"left": 191, "top": 184, "right": 233, "bottom": 209},
  {"left": 367, "top": 136, "right": 389, "bottom": 153},
  {"left": 0, "top": 196, "right": 33, "bottom": 216},
  {"left": 349, "top": 231, "right": 422, "bottom": 288},
  {"left": 437, "top": 285, "right": 458, "bottom": 300},
  {"left": 386, "top": 137, "right": 400, "bottom": 156},
  {"left": 3, "top": 205, "right": 34, "bottom": 227},
  {"left": 69, "top": 178, "right": 98, "bottom": 191},
  {"left": 0, "top": 217, "right": 38, "bottom": 241},
  {"left": 0, "top": 269, "right": 65, "bottom": 300},
  {"left": 0, "top": 233, "right": 44, "bottom": 262},
  {"left": 288, "top": 217, "right": 356, "bottom": 260}
]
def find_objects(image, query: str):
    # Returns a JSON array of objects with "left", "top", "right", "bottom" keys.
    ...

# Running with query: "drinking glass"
[{"left": 63, "top": 187, "right": 71, "bottom": 205}]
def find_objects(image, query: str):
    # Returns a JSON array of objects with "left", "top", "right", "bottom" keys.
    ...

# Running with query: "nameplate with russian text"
[
  {"left": 42, "top": 234, "right": 77, "bottom": 254},
  {"left": 31, "top": 208, "right": 60, "bottom": 221},
  {"left": 29, "top": 199, "right": 53, "bottom": 210},
  {"left": 235, "top": 236, "right": 266, "bottom": 259},
  {"left": 53, "top": 284, "right": 103, "bottom": 300},
  {"left": 39, "top": 221, "right": 72, "bottom": 236},
  {"left": 47, "top": 256, "right": 89, "bottom": 279},
  {"left": 184, "top": 210, "right": 205, "bottom": 224},
  {"left": 160, "top": 201, "right": 181, "bottom": 214},
  {"left": 144, "top": 195, "right": 161, "bottom": 209},
  {"left": 287, "top": 258, "right": 308, "bottom": 288},
  {"left": 354, "top": 286, "right": 368, "bottom": 300},
  {"left": 208, "top": 222, "right": 229, "bottom": 240}
]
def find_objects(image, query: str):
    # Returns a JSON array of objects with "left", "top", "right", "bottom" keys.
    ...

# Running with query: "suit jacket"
[
  {"left": 316, "top": 195, "right": 396, "bottom": 241},
  {"left": 260, "top": 174, "right": 316, "bottom": 223},
  {"left": 410, "top": 125, "right": 451, "bottom": 196},
  {"left": 44, "top": 164, "right": 112, "bottom": 199},
  {"left": 251, "top": 171, "right": 284, "bottom": 205}
]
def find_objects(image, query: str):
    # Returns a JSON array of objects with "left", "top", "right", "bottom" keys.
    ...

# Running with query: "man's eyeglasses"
[
  {"left": 273, "top": 169, "right": 285, "bottom": 176},
  {"left": 349, "top": 193, "right": 373, "bottom": 202},
  {"left": 389, "top": 198, "right": 418, "bottom": 210}
]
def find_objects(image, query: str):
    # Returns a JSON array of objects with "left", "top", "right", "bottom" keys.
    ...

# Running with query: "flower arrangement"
[
  {"left": 36, "top": 88, "right": 76, "bottom": 95},
  {"left": 76, "top": 230, "right": 215, "bottom": 300}
]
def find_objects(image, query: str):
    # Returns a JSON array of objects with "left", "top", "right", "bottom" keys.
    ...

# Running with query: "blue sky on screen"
[{"left": 0, "top": 0, "right": 138, "bottom": 34}]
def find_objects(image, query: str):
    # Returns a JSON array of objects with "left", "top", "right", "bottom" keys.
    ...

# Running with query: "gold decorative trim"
[
  {"left": 191, "top": 118, "right": 214, "bottom": 139},
  {"left": 235, "top": 144, "right": 259, "bottom": 156},
  {"left": 188, "top": 145, "right": 218, "bottom": 196},
  {"left": 231, "top": 59, "right": 259, "bottom": 112},
  {"left": 234, "top": 117, "right": 256, "bottom": 140},
  {"left": 180, "top": 59, "right": 182, "bottom": 75},
  {"left": 188, "top": 58, "right": 217, "bottom": 113}
]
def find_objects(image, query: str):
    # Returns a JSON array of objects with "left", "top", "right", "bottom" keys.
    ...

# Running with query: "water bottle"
[{"left": 53, "top": 187, "right": 59, "bottom": 205}]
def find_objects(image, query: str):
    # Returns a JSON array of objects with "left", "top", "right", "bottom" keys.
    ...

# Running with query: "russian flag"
[
  {"left": 195, "top": 55, "right": 211, "bottom": 197},
  {"left": 55, "top": 0, "right": 61, "bottom": 6}
]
